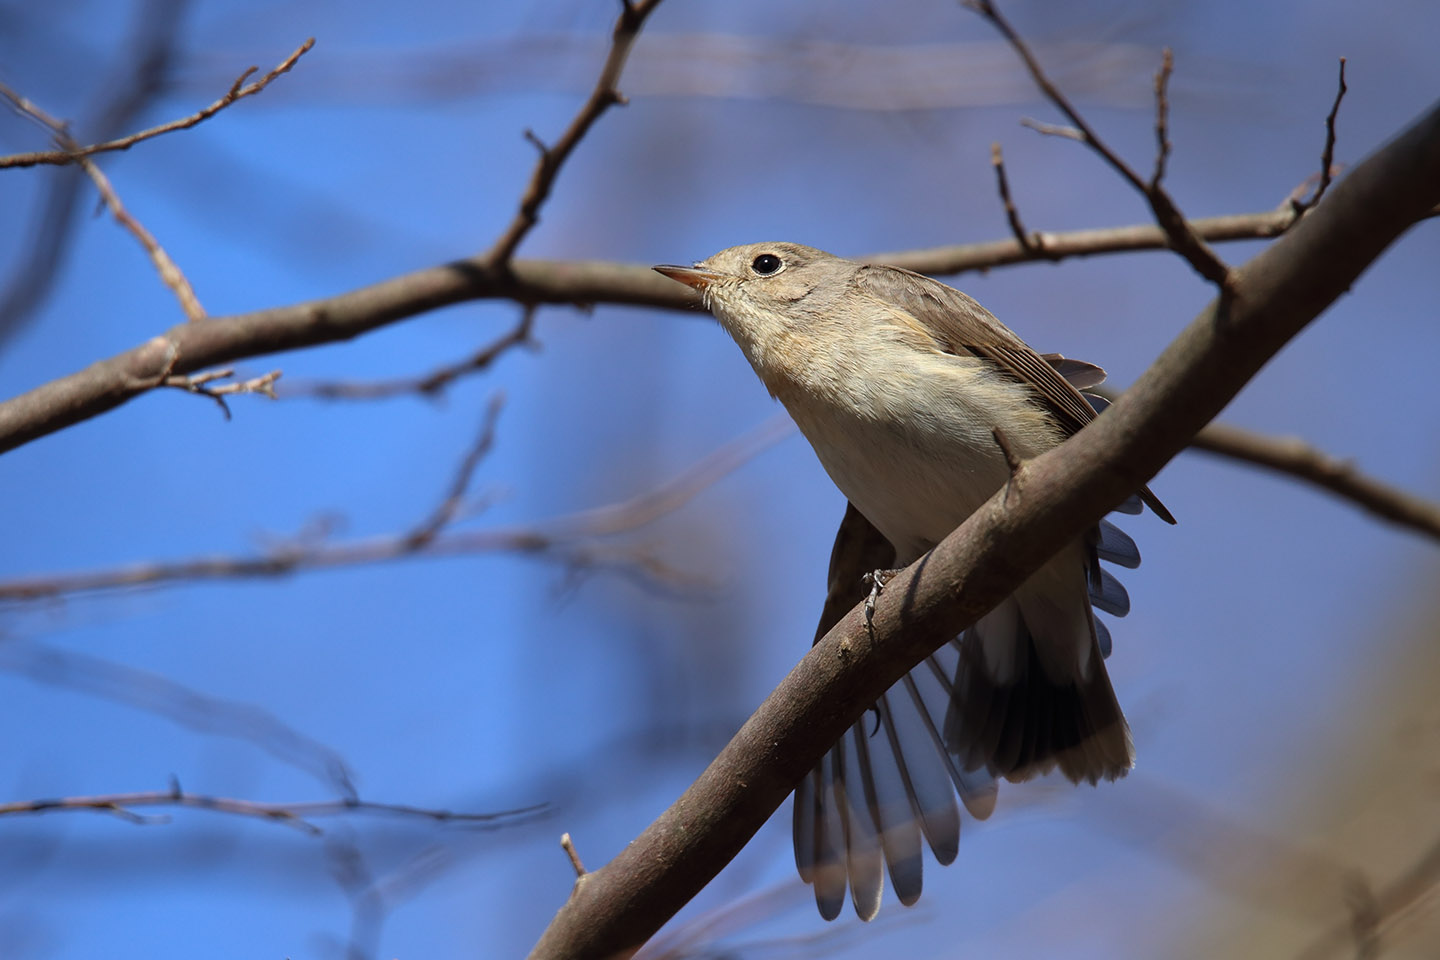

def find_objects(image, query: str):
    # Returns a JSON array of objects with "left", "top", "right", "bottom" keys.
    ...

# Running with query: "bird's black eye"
[{"left": 751, "top": 253, "right": 782, "bottom": 276}]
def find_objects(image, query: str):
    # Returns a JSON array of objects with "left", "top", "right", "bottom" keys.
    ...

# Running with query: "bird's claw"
[{"left": 862, "top": 568, "right": 898, "bottom": 633}]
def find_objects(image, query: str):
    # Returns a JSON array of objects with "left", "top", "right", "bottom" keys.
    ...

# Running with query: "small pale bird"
[{"left": 655, "top": 242, "right": 1174, "bottom": 921}]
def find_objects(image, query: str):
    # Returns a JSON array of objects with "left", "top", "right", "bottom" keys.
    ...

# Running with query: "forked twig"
[
  {"left": 0, "top": 39, "right": 315, "bottom": 169},
  {"left": 966, "top": 0, "right": 1231, "bottom": 287},
  {"left": 485, "top": 0, "right": 665, "bottom": 266}
]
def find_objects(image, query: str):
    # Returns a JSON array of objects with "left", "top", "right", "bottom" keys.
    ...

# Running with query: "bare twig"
[
  {"left": 0, "top": 0, "right": 187, "bottom": 348},
  {"left": 561, "top": 833, "right": 588, "bottom": 877},
  {"left": 0, "top": 784, "right": 546, "bottom": 836},
  {"left": 485, "top": 0, "right": 665, "bottom": 266},
  {"left": 80, "top": 157, "right": 208, "bottom": 320},
  {"left": 1019, "top": 117, "right": 1084, "bottom": 141},
  {"left": 0, "top": 414, "right": 793, "bottom": 604},
  {"left": 284, "top": 308, "right": 537, "bottom": 401},
  {"left": 1294, "top": 57, "right": 1349, "bottom": 214},
  {"left": 1150, "top": 48, "right": 1174, "bottom": 189},
  {"left": 991, "top": 425, "right": 1024, "bottom": 477},
  {"left": 989, "top": 142, "right": 1049, "bottom": 256},
  {"left": 3, "top": 80, "right": 210, "bottom": 322},
  {"left": 1188, "top": 421, "right": 1440, "bottom": 543},
  {"left": 404, "top": 393, "right": 505, "bottom": 549},
  {"left": 967, "top": 0, "right": 1231, "bottom": 287},
  {"left": 1088, "top": 384, "right": 1440, "bottom": 544},
  {"left": 0, "top": 39, "right": 315, "bottom": 170},
  {"left": 161, "top": 367, "right": 281, "bottom": 419}
]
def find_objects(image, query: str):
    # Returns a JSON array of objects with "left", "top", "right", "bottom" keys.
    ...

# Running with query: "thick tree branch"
[
  {"left": 0, "top": 206, "right": 1360, "bottom": 457},
  {"left": 525, "top": 97, "right": 1440, "bottom": 959}
]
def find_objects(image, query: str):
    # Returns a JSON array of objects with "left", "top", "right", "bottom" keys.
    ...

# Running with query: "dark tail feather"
[{"left": 944, "top": 619, "right": 1133, "bottom": 785}]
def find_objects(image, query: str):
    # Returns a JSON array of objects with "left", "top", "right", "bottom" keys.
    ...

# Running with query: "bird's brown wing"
[{"left": 853, "top": 262, "right": 1174, "bottom": 524}]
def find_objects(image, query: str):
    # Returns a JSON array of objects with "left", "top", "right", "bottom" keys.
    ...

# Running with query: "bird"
[{"left": 654, "top": 242, "right": 1173, "bottom": 921}]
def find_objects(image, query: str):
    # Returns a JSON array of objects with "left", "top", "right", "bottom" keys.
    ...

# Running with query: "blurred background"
[{"left": 1, "top": 0, "right": 1438, "bottom": 957}]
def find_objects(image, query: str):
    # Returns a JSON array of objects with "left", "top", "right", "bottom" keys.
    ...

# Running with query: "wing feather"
[{"left": 854, "top": 263, "right": 1174, "bottom": 524}]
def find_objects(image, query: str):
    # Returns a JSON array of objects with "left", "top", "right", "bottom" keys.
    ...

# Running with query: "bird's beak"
[{"left": 653, "top": 264, "right": 723, "bottom": 291}]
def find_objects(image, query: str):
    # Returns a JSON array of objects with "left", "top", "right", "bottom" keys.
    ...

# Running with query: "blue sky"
[{"left": 1, "top": 1, "right": 1438, "bottom": 957}]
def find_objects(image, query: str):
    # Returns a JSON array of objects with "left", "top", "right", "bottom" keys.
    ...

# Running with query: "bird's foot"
[{"left": 862, "top": 567, "right": 903, "bottom": 633}]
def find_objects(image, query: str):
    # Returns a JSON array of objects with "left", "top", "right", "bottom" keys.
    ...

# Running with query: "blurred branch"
[
  {"left": 484, "top": 0, "right": 665, "bottom": 266},
  {"left": 1295, "top": 834, "right": 1440, "bottom": 960},
  {"left": 0, "top": 201, "right": 1384, "bottom": 457},
  {"left": 525, "top": 90, "right": 1440, "bottom": 960},
  {"left": 328, "top": 840, "right": 453, "bottom": 960},
  {"left": 0, "top": 39, "right": 314, "bottom": 169},
  {"left": 283, "top": 307, "right": 536, "bottom": 401},
  {"left": 966, "top": 0, "right": 1231, "bottom": 287},
  {"left": 1091, "top": 389, "right": 1440, "bottom": 545},
  {"left": 0, "top": 0, "right": 189, "bottom": 348},
  {"left": 0, "top": 413, "right": 792, "bottom": 604},
  {"left": 178, "top": 35, "right": 1258, "bottom": 113},
  {"left": 0, "top": 640, "right": 358, "bottom": 795},
  {"left": 1189, "top": 421, "right": 1440, "bottom": 543},
  {"left": 0, "top": 782, "right": 545, "bottom": 836},
  {"left": 404, "top": 392, "right": 504, "bottom": 548}
]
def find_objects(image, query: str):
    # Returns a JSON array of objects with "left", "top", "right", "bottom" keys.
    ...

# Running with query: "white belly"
[
  {"left": 781, "top": 349, "right": 1062, "bottom": 564},
  {"left": 776, "top": 347, "right": 1097, "bottom": 682}
]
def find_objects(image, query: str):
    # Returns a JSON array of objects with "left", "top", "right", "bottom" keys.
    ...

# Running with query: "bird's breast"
[{"left": 776, "top": 345, "right": 1065, "bottom": 563}]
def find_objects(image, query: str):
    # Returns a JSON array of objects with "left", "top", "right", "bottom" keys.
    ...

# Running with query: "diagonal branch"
[
  {"left": 1090, "top": 388, "right": 1440, "bottom": 545},
  {"left": 4, "top": 78, "right": 210, "bottom": 321},
  {"left": 484, "top": 0, "right": 665, "bottom": 266},
  {"left": 0, "top": 641, "right": 358, "bottom": 795},
  {"left": 283, "top": 307, "right": 536, "bottom": 401},
  {"left": 1294, "top": 832, "right": 1440, "bottom": 960},
  {"left": 1187, "top": 421, "right": 1440, "bottom": 543},
  {"left": 524, "top": 94, "right": 1440, "bottom": 959},
  {"left": 0, "top": 0, "right": 189, "bottom": 348},
  {"left": 79, "top": 156, "right": 208, "bottom": 320},
  {"left": 403, "top": 392, "right": 505, "bottom": 549}
]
